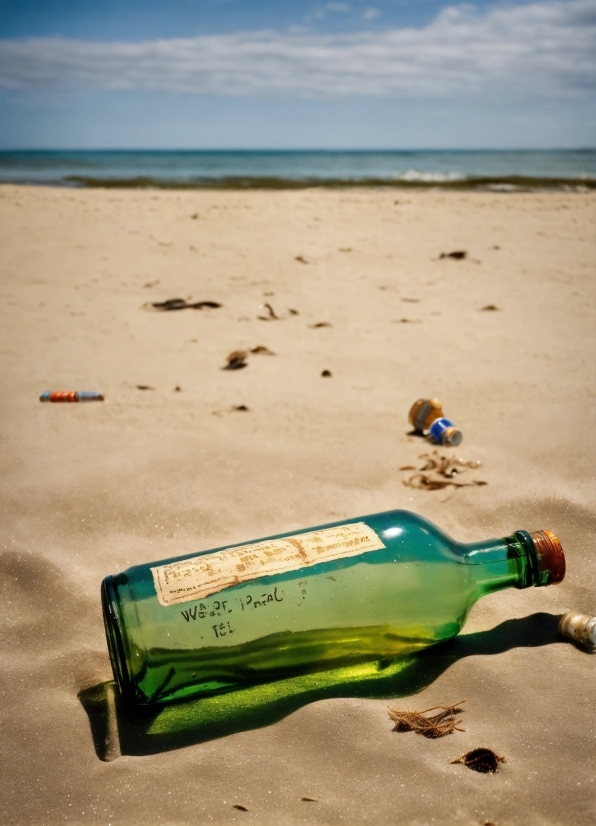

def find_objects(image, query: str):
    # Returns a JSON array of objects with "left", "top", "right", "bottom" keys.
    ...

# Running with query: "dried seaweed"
[
  {"left": 401, "top": 451, "right": 486, "bottom": 490},
  {"left": 250, "top": 345, "right": 275, "bottom": 355},
  {"left": 232, "top": 804, "right": 249, "bottom": 812},
  {"left": 301, "top": 797, "right": 319, "bottom": 802},
  {"left": 388, "top": 701, "right": 466, "bottom": 738},
  {"left": 309, "top": 322, "right": 332, "bottom": 328},
  {"left": 295, "top": 255, "right": 308, "bottom": 264},
  {"left": 452, "top": 748, "right": 506, "bottom": 773},
  {"left": 224, "top": 350, "right": 248, "bottom": 370},
  {"left": 479, "top": 304, "right": 500, "bottom": 311},
  {"left": 440, "top": 250, "right": 467, "bottom": 260},
  {"left": 257, "top": 302, "right": 280, "bottom": 320},
  {"left": 136, "top": 385, "right": 155, "bottom": 391},
  {"left": 146, "top": 298, "right": 221, "bottom": 311}
]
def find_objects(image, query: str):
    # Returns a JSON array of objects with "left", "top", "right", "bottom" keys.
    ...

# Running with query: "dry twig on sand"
[
  {"left": 388, "top": 701, "right": 466, "bottom": 738},
  {"left": 400, "top": 451, "right": 487, "bottom": 490}
]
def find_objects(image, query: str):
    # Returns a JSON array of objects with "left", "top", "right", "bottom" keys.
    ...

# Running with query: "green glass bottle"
[{"left": 101, "top": 510, "right": 565, "bottom": 707}]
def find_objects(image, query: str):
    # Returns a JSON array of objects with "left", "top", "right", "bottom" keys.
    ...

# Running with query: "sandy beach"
[{"left": 0, "top": 183, "right": 594, "bottom": 826}]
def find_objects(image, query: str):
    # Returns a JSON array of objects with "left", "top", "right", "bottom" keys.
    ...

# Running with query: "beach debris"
[
  {"left": 440, "top": 250, "right": 467, "bottom": 260},
  {"left": 388, "top": 701, "right": 466, "bottom": 738},
  {"left": 401, "top": 451, "right": 486, "bottom": 490},
  {"left": 174, "top": 386, "right": 182, "bottom": 392},
  {"left": 257, "top": 302, "right": 280, "bottom": 320},
  {"left": 288, "top": 308, "right": 300, "bottom": 315},
  {"left": 321, "top": 370, "right": 332, "bottom": 377},
  {"left": 40, "top": 391, "right": 104, "bottom": 403},
  {"left": 146, "top": 298, "right": 222, "bottom": 311},
  {"left": 401, "top": 297, "right": 420, "bottom": 303},
  {"left": 143, "top": 279, "right": 160, "bottom": 288},
  {"left": 231, "top": 405, "right": 249, "bottom": 412},
  {"left": 558, "top": 612, "right": 596, "bottom": 651},
  {"left": 224, "top": 345, "right": 276, "bottom": 370},
  {"left": 232, "top": 804, "right": 249, "bottom": 812},
  {"left": 310, "top": 322, "right": 332, "bottom": 328},
  {"left": 250, "top": 345, "right": 275, "bottom": 355},
  {"left": 452, "top": 748, "right": 505, "bottom": 773},
  {"left": 191, "top": 212, "right": 199, "bottom": 219},
  {"left": 301, "top": 797, "right": 319, "bottom": 802},
  {"left": 295, "top": 255, "right": 308, "bottom": 264},
  {"left": 136, "top": 385, "right": 155, "bottom": 391},
  {"left": 393, "top": 318, "right": 422, "bottom": 324},
  {"left": 224, "top": 350, "right": 248, "bottom": 370},
  {"left": 408, "top": 398, "right": 463, "bottom": 447},
  {"left": 479, "top": 304, "right": 500, "bottom": 311}
]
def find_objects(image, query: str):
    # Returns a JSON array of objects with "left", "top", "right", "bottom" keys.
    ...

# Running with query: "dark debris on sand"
[
  {"left": 147, "top": 298, "right": 222, "bottom": 311},
  {"left": 452, "top": 748, "right": 506, "bottom": 773}
]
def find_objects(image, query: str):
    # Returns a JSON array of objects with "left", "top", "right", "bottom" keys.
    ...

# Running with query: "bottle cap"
[
  {"left": 528, "top": 530, "right": 566, "bottom": 585},
  {"left": 558, "top": 612, "right": 596, "bottom": 650}
]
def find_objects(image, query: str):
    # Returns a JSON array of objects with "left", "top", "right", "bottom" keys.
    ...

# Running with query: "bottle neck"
[{"left": 462, "top": 529, "right": 565, "bottom": 595}]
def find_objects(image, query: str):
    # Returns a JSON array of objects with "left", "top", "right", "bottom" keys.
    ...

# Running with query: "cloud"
[
  {"left": 363, "top": 8, "right": 380, "bottom": 20},
  {"left": 0, "top": 1, "right": 594, "bottom": 98}
]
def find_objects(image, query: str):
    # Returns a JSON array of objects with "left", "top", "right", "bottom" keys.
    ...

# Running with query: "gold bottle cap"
[{"left": 529, "top": 529, "right": 566, "bottom": 584}]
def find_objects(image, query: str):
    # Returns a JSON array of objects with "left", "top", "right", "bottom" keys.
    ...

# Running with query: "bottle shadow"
[{"left": 79, "top": 612, "right": 566, "bottom": 761}]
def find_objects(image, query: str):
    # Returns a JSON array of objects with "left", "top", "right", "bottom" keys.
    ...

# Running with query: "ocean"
[{"left": 0, "top": 149, "right": 594, "bottom": 190}]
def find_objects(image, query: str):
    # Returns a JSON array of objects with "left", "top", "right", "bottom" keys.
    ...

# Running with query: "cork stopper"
[
  {"left": 528, "top": 530, "right": 566, "bottom": 585},
  {"left": 558, "top": 612, "right": 596, "bottom": 651}
]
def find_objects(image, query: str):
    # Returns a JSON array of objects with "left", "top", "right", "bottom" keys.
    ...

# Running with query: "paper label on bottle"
[{"left": 151, "top": 522, "right": 385, "bottom": 607}]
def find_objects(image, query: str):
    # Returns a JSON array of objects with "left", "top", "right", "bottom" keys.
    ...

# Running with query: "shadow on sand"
[{"left": 80, "top": 612, "right": 565, "bottom": 761}]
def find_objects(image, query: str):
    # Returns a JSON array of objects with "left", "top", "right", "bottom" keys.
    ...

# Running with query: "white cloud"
[
  {"left": 0, "top": 1, "right": 594, "bottom": 98},
  {"left": 363, "top": 7, "right": 380, "bottom": 20}
]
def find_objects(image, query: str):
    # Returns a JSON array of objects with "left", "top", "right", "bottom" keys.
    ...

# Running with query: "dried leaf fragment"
[
  {"left": 295, "top": 255, "right": 308, "bottom": 264},
  {"left": 310, "top": 322, "right": 332, "bottom": 328},
  {"left": 257, "top": 302, "right": 280, "bottom": 320},
  {"left": 136, "top": 385, "right": 154, "bottom": 391},
  {"left": 440, "top": 250, "right": 467, "bottom": 260},
  {"left": 452, "top": 748, "right": 505, "bottom": 773},
  {"left": 301, "top": 797, "right": 319, "bottom": 802},
  {"left": 250, "top": 345, "right": 275, "bottom": 355},
  {"left": 388, "top": 701, "right": 466, "bottom": 738},
  {"left": 147, "top": 298, "right": 221, "bottom": 311},
  {"left": 224, "top": 350, "right": 248, "bottom": 370},
  {"left": 479, "top": 304, "right": 500, "bottom": 311},
  {"left": 232, "top": 804, "right": 249, "bottom": 811}
]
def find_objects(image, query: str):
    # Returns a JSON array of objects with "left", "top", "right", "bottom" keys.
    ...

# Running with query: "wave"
[{"left": 55, "top": 174, "right": 596, "bottom": 191}]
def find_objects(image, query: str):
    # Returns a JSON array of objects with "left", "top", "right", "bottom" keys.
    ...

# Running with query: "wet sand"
[{"left": 0, "top": 184, "right": 594, "bottom": 825}]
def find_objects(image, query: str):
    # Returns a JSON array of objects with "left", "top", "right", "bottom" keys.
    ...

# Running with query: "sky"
[{"left": 0, "top": 0, "right": 594, "bottom": 149}]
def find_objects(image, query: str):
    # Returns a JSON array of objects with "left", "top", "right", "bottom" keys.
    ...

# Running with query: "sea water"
[{"left": 0, "top": 149, "right": 594, "bottom": 189}]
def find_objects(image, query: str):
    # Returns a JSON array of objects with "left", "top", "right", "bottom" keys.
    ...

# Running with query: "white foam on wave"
[{"left": 397, "top": 169, "right": 464, "bottom": 183}]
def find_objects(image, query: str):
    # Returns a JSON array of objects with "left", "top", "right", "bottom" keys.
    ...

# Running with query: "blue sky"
[{"left": 0, "top": 0, "right": 594, "bottom": 149}]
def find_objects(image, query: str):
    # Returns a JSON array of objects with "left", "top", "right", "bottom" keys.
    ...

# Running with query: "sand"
[{"left": 0, "top": 184, "right": 594, "bottom": 826}]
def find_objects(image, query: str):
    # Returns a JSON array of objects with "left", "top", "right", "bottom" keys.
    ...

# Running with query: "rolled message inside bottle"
[{"left": 558, "top": 612, "right": 596, "bottom": 651}]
